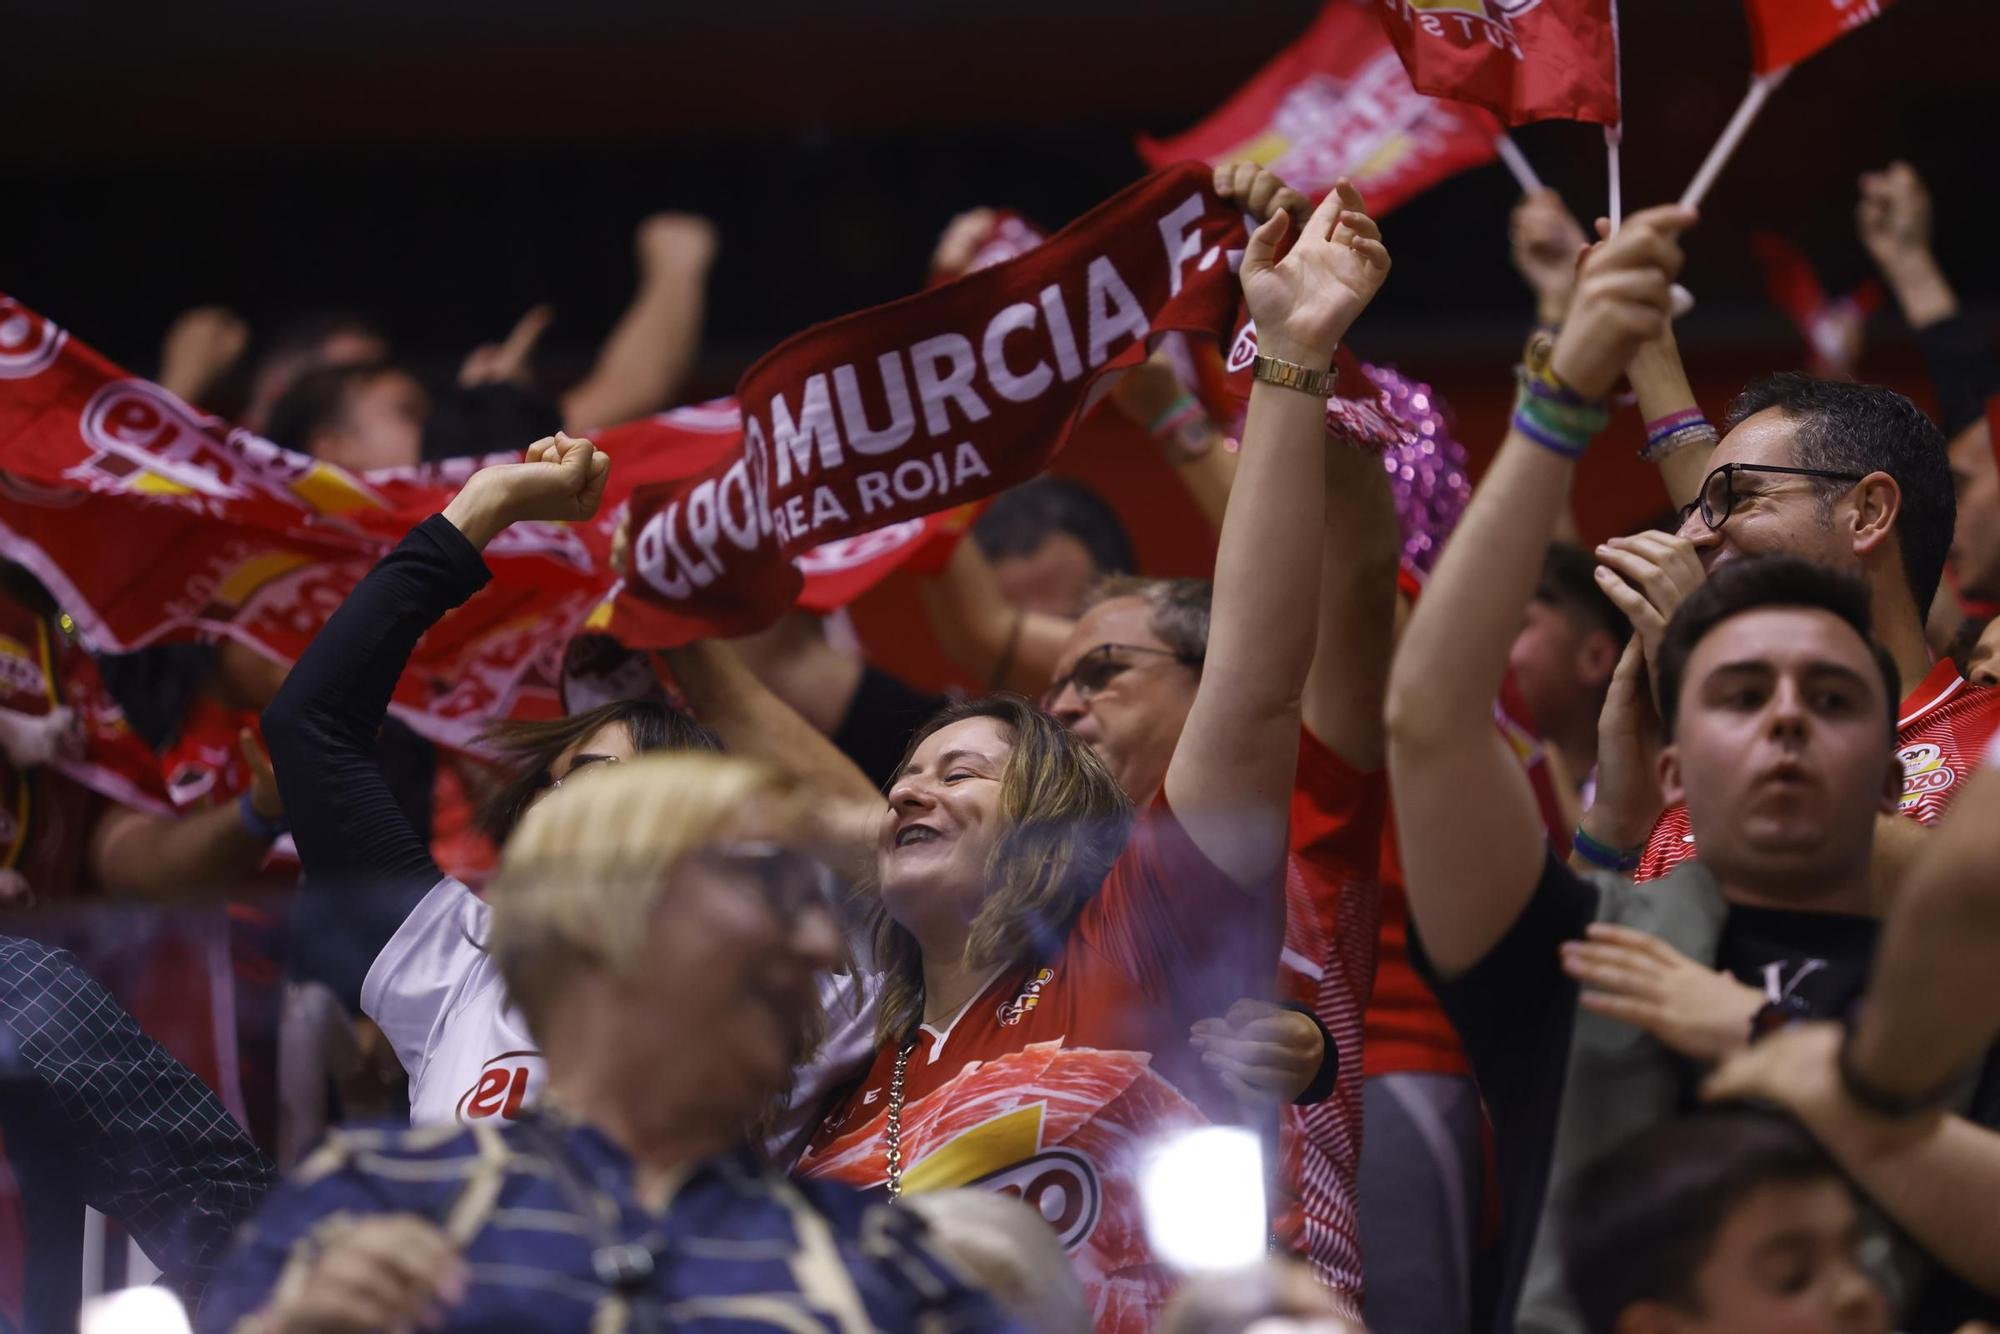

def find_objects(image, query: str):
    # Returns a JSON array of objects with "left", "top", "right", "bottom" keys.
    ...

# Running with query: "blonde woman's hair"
[
  {"left": 484, "top": 752, "right": 806, "bottom": 1035},
  {"left": 871, "top": 696, "right": 1132, "bottom": 1044}
]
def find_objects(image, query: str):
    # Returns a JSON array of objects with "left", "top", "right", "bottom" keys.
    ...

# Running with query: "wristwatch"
[{"left": 1251, "top": 353, "right": 1337, "bottom": 399}]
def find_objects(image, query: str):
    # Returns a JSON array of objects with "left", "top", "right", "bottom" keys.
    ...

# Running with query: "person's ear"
[
  {"left": 1880, "top": 751, "right": 1906, "bottom": 815},
  {"left": 1848, "top": 471, "right": 1901, "bottom": 562},
  {"left": 1659, "top": 741, "right": 1685, "bottom": 810},
  {"left": 1578, "top": 630, "right": 1623, "bottom": 692}
]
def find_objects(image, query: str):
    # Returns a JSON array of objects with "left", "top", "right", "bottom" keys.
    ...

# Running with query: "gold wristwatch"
[{"left": 1251, "top": 353, "right": 1337, "bottom": 398}]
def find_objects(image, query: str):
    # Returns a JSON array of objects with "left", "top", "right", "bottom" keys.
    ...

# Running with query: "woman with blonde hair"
[{"left": 202, "top": 749, "right": 1019, "bottom": 1332}]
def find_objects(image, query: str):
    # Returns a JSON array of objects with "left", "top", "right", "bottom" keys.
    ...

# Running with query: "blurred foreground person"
[
  {"left": 1, "top": 935, "right": 273, "bottom": 1330},
  {"left": 199, "top": 755, "right": 1020, "bottom": 1333},
  {"left": 1159, "top": 1258, "right": 1362, "bottom": 1334},
  {"left": 1561, "top": 1111, "right": 1891, "bottom": 1334}
]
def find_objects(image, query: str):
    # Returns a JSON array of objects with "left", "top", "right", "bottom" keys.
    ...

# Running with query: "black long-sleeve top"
[
  {"left": 1913, "top": 311, "right": 1999, "bottom": 438},
  {"left": 263, "top": 516, "right": 491, "bottom": 1009}
]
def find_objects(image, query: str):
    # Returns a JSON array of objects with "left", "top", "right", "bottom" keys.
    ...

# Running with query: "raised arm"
[
  {"left": 656, "top": 638, "right": 885, "bottom": 887},
  {"left": 87, "top": 736, "right": 284, "bottom": 900},
  {"left": 1162, "top": 173, "right": 1388, "bottom": 892},
  {"left": 1626, "top": 322, "right": 1716, "bottom": 510},
  {"left": 561, "top": 214, "right": 717, "bottom": 433},
  {"left": 1385, "top": 205, "right": 1693, "bottom": 975},
  {"left": 1845, "top": 765, "right": 2000, "bottom": 1104},
  {"left": 917, "top": 538, "right": 1075, "bottom": 694},
  {"left": 264, "top": 434, "right": 606, "bottom": 1001},
  {"left": 1301, "top": 427, "right": 1400, "bottom": 771}
]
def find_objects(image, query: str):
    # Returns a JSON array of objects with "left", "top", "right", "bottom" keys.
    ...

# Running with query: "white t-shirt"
[
  {"left": 362, "top": 876, "right": 880, "bottom": 1150},
  {"left": 362, "top": 877, "right": 543, "bottom": 1127}
]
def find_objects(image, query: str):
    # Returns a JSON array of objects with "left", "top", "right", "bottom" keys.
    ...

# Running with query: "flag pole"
[
  {"left": 1605, "top": 124, "right": 1623, "bottom": 229},
  {"left": 1493, "top": 132, "right": 1545, "bottom": 195},
  {"left": 1605, "top": 0, "right": 1624, "bottom": 228},
  {"left": 1679, "top": 67, "right": 1792, "bottom": 210}
]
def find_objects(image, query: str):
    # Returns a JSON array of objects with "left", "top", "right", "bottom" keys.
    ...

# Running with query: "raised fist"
[{"left": 1856, "top": 161, "right": 1933, "bottom": 272}]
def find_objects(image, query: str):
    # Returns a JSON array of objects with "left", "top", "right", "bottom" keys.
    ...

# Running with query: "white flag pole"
[
  {"left": 1679, "top": 67, "right": 1792, "bottom": 210},
  {"left": 1494, "top": 132, "right": 1545, "bottom": 195},
  {"left": 1605, "top": 0, "right": 1624, "bottom": 228},
  {"left": 1605, "top": 124, "right": 1623, "bottom": 229}
]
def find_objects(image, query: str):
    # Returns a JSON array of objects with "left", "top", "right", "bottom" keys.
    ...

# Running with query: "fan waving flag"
[
  {"left": 1138, "top": 2, "right": 1501, "bottom": 215},
  {"left": 1744, "top": 0, "right": 1894, "bottom": 74},
  {"left": 1374, "top": 0, "right": 1620, "bottom": 127}
]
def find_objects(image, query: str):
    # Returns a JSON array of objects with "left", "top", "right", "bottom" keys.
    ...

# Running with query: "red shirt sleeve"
[
  {"left": 1291, "top": 727, "right": 1388, "bottom": 891},
  {"left": 1072, "top": 795, "right": 1284, "bottom": 1012}
]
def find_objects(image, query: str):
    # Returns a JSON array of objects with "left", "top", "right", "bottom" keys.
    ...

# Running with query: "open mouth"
[{"left": 894, "top": 823, "right": 943, "bottom": 849}]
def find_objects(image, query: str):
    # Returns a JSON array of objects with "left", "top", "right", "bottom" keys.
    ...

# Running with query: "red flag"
[
  {"left": 1744, "top": 0, "right": 1894, "bottom": 74},
  {"left": 1140, "top": 2, "right": 1501, "bottom": 214},
  {"left": 1374, "top": 0, "right": 1620, "bottom": 127},
  {"left": 1748, "top": 232, "right": 1881, "bottom": 379}
]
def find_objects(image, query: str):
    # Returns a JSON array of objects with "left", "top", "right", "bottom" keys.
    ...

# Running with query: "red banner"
[
  {"left": 1374, "top": 0, "right": 1620, "bottom": 127},
  {"left": 1744, "top": 0, "right": 1894, "bottom": 74},
  {"left": 1139, "top": 2, "right": 1501, "bottom": 215}
]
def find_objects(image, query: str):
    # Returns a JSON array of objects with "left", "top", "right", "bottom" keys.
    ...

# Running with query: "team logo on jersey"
[
  {"left": 1897, "top": 741, "right": 1956, "bottom": 810},
  {"left": 896, "top": 1099, "right": 1102, "bottom": 1252},
  {"left": 973, "top": 1149, "right": 1103, "bottom": 1250},
  {"left": 456, "top": 1050, "right": 540, "bottom": 1122},
  {"left": 997, "top": 967, "right": 1056, "bottom": 1026}
]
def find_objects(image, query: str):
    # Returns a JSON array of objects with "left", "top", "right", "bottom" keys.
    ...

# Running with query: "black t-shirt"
[
  {"left": 1413, "top": 850, "right": 2000, "bottom": 1333},
  {"left": 829, "top": 664, "right": 949, "bottom": 794}
]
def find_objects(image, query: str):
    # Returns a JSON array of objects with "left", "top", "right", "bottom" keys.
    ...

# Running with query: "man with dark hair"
[
  {"left": 1514, "top": 543, "right": 1633, "bottom": 795},
  {"left": 970, "top": 475, "right": 1137, "bottom": 615},
  {"left": 263, "top": 360, "right": 430, "bottom": 475},
  {"left": 1616, "top": 300, "right": 1997, "bottom": 888},
  {"left": 1386, "top": 205, "right": 2000, "bottom": 1332},
  {"left": 1560, "top": 1111, "right": 1890, "bottom": 1334}
]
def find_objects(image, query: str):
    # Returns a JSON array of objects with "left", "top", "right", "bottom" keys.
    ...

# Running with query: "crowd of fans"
[{"left": 3, "top": 140, "right": 1999, "bottom": 1334}]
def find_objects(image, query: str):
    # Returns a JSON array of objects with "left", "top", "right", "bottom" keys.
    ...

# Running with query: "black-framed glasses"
[
  {"left": 1041, "top": 643, "right": 1202, "bottom": 710},
  {"left": 1679, "top": 463, "right": 1867, "bottom": 532}
]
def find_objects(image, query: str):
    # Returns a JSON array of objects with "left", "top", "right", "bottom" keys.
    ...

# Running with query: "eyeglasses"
[
  {"left": 1041, "top": 643, "right": 1202, "bottom": 710},
  {"left": 687, "top": 840, "right": 842, "bottom": 919},
  {"left": 1679, "top": 463, "right": 1866, "bottom": 533},
  {"left": 547, "top": 753, "right": 620, "bottom": 791}
]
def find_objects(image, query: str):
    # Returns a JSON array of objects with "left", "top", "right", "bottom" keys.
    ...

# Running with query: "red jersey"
[
  {"left": 794, "top": 796, "right": 1282, "bottom": 1334},
  {"left": 1272, "top": 728, "right": 1385, "bottom": 1304},
  {"left": 1637, "top": 658, "right": 2000, "bottom": 880},
  {"left": 1364, "top": 672, "right": 1569, "bottom": 1078}
]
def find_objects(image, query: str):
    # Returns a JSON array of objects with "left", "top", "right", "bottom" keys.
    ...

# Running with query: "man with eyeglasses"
[
  {"left": 1384, "top": 203, "right": 2000, "bottom": 1333},
  {"left": 1602, "top": 313, "right": 1997, "bottom": 892}
]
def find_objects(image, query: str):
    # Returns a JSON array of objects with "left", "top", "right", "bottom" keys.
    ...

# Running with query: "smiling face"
[
  {"left": 877, "top": 715, "right": 1016, "bottom": 946},
  {"left": 1676, "top": 410, "right": 1862, "bottom": 583},
  {"left": 613, "top": 808, "right": 843, "bottom": 1123},
  {"left": 1660, "top": 607, "right": 1900, "bottom": 900},
  {"left": 1044, "top": 596, "right": 1198, "bottom": 804}
]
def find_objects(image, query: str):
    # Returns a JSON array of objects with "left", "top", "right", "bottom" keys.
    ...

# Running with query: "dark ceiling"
[{"left": 8, "top": 0, "right": 1995, "bottom": 391}]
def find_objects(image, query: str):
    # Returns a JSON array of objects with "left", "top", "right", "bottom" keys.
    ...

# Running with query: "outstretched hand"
[
  {"left": 1238, "top": 177, "right": 1390, "bottom": 370},
  {"left": 1549, "top": 204, "right": 1696, "bottom": 401},
  {"left": 1510, "top": 189, "right": 1589, "bottom": 324},
  {"left": 1563, "top": 923, "right": 1762, "bottom": 1064},
  {"left": 443, "top": 432, "right": 611, "bottom": 551}
]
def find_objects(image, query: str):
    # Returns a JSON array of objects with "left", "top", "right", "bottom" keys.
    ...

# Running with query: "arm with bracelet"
[
  {"left": 1106, "top": 351, "right": 1238, "bottom": 532},
  {"left": 1386, "top": 204, "right": 1696, "bottom": 976}
]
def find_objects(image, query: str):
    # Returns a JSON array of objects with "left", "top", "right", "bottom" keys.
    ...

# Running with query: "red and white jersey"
[
  {"left": 1636, "top": 658, "right": 2000, "bottom": 880},
  {"left": 794, "top": 796, "right": 1283, "bottom": 1334},
  {"left": 1271, "top": 729, "right": 1385, "bottom": 1305},
  {"left": 362, "top": 877, "right": 544, "bottom": 1125}
]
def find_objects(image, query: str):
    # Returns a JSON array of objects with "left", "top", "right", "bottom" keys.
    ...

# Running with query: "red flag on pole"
[
  {"left": 1138, "top": 2, "right": 1501, "bottom": 215},
  {"left": 1374, "top": 0, "right": 1620, "bottom": 127},
  {"left": 1744, "top": 0, "right": 1894, "bottom": 74}
]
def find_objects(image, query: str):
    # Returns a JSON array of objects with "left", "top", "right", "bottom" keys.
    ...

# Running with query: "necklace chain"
[{"left": 884, "top": 1040, "right": 913, "bottom": 1201}]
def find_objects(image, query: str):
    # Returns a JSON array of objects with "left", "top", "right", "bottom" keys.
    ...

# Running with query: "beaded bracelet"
[
  {"left": 1513, "top": 386, "right": 1610, "bottom": 459},
  {"left": 1147, "top": 393, "right": 1203, "bottom": 438},
  {"left": 1572, "top": 825, "right": 1641, "bottom": 873},
  {"left": 1640, "top": 407, "right": 1719, "bottom": 464}
]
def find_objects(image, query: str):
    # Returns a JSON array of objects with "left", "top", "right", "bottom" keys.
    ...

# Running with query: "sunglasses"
[{"left": 1041, "top": 643, "right": 1203, "bottom": 711}]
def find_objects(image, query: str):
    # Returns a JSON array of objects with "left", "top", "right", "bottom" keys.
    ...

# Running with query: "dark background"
[
  {"left": 7, "top": 0, "right": 1997, "bottom": 388},
  {"left": 8, "top": 0, "right": 1997, "bottom": 685}
]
